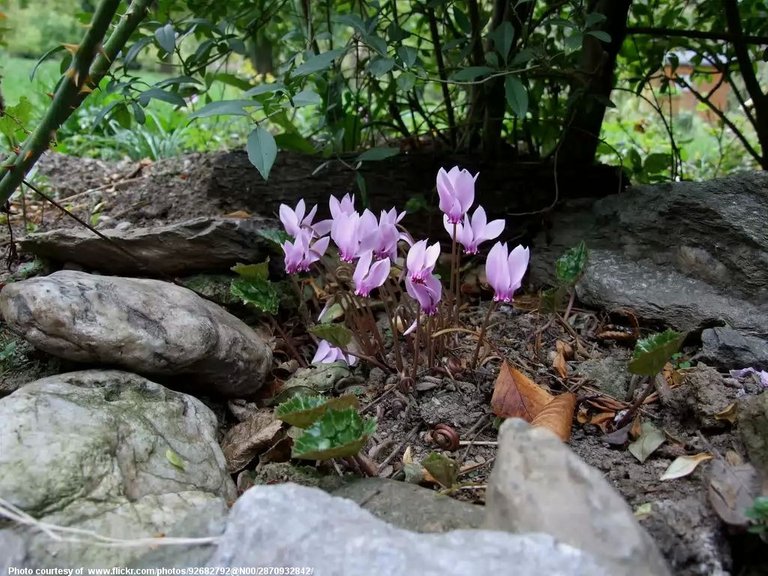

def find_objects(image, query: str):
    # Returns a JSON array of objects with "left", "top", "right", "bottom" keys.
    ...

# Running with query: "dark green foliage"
[{"left": 629, "top": 330, "right": 685, "bottom": 376}]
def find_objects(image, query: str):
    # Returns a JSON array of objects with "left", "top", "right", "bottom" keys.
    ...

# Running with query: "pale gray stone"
[
  {"left": 205, "top": 483, "right": 606, "bottom": 575},
  {"left": 0, "top": 370, "right": 235, "bottom": 568},
  {"left": 19, "top": 216, "right": 280, "bottom": 276},
  {"left": 485, "top": 418, "right": 671, "bottom": 576},
  {"left": 0, "top": 271, "right": 272, "bottom": 397}
]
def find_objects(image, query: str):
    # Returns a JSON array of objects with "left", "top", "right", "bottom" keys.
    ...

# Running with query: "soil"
[{"left": 1, "top": 151, "right": 766, "bottom": 576}]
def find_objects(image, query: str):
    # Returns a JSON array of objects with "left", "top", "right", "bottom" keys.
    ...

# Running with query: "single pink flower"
[
  {"left": 444, "top": 206, "right": 505, "bottom": 254},
  {"left": 405, "top": 272, "right": 442, "bottom": 316},
  {"left": 437, "top": 166, "right": 477, "bottom": 224},
  {"left": 279, "top": 199, "right": 318, "bottom": 238},
  {"left": 331, "top": 211, "right": 362, "bottom": 262},
  {"left": 406, "top": 239, "right": 441, "bottom": 283},
  {"left": 282, "top": 230, "right": 330, "bottom": 274},
  {"left": 485, "top": 241, "right": 529, "bottom": 302},
  {"left": 353, "top": 250, "right": 391, "bottom": 297},
  {"left": 312, "top": 339, "right": 357, "bottom": 366},
  {"left": 330, "top": 193, "right": 357, "bottom": 218},
  {"left": 359, "top": 207, "right": 405, "bottom": 261}
]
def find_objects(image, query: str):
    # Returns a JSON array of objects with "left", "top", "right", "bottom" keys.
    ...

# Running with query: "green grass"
[{"left": 0, "top": 53, "right": 171, "bottom": 107}]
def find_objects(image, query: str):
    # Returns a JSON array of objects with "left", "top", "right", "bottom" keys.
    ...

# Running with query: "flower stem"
[
  {"left": 411, "top": 313, "right": 421, "bottom": 380},
  {"left": 380, "top": 288, "right": 403, "bottom": 374},
  {"left": 471, "top": 300, "right": 498, "bottom": 369}
]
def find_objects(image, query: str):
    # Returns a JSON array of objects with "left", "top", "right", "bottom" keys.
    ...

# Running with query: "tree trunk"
[{"left": 557, "top": 0, "right": 632, "bottom": 166}]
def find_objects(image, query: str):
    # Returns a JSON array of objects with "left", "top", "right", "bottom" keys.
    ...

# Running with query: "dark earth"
[{"left": 1, "top": 151, "right": 766, "bottom": 576}]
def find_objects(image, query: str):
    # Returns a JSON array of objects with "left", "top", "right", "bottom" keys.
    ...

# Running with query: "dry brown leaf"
[
  {"left": 259, "top": 436, "right": 293, "bottom": 465},
  {"left": 708, "top": 458, "right": 761, "bottom": 527},
  {"left": 221, "top": 409, "right": 285, "bottom": 473},
  {"left": 553, "top": 340, "right": 571, "bottom": 379},
  {"left": 596, "top": 330, "right": 637, "bottom": 342},
  {"left": 491, "top": 361, "right": 553, "bottom": 421},
  {"left": 577, "top": 408, "right": 615, "bottom": 433},
  {"left": 531, "top": 392, "right": 577, "bottom": 442},
  {"left": 714, "top": 403, "right": 738, "bottom": 424}
]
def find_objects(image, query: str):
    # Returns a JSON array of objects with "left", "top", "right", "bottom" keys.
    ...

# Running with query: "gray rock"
[
  {"left": 0, "top": 370, "right": 236, "bottom": 568},
  {"left": 576, "top": 251, "right": 768, "bottom": 336},
  {"left": 0, "top": 529, "right": 27, "bottom": 570},
  {"left": 202, "top": 483, "right": 606, "bottom": 575},
  {"left": 485, "top": 418, "right": 671, "bottom": 576},
  {"left": 529, "top": 172, "right": 768, "bottom": 338},
  {"left": 0, "top": 271, "right": 272, "bottom": 397},
  {"left": 19, "top": 216, "right": 280, "bottom": 276},
  {"left": 700, "top": 327, "right": 768, "bottom": 371},
  {"left": 738, "top": 391, "right": 768, "bottom": 477},
  {"left": 129, "top": 499, "right": 229, "bottom": 569},
  {"left": 331, "top": 478, "right": 485, "bottom": 532},
  {"left": 574, "top": 354, "right": 632, "bottom": 399}
]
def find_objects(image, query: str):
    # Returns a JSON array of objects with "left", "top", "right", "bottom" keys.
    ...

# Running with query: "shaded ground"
[{"left": 1, "top": 152, "right": 766, "bottom": 576}]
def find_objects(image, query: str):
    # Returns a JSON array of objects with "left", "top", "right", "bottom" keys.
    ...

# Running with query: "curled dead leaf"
[
  {"left": 491, "top": 361, "right": 553, "bottom": 421},
  {"left": 708, "top": 458, "right": 760, "bottom": 527},
  {"left": 714, "top": 403, "right": 738, "bottom": 425},
  {"left": 221, "top": 409, "right": 285, "bottom": 473},
  {"left": 531, "top": 392, "right": 577, "bottom": 442},
  {"left": 660, "top": 453, "right": 712, "bottom": 481}
]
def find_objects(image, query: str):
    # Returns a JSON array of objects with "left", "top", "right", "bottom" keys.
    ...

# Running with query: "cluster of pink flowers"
[{"left": 278, "top": 165, "right": 530, "bottom": 366}]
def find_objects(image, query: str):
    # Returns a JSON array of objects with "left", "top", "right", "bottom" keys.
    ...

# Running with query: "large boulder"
[
  {"left": 0, "top": 270, "right": 272, "bottom": 397},
  {"left": 485, "top": 418, "right": 671, "bottom": 576},
  {"left": 132, "top": 482, "right": 608, "bottom": 575},
  {"left": 529, "top": 172, "right": 768, "bottom": 338},
  {"left": 0, "top": 370, "right": 236, "bottom": 568},
  {"left": 19, "top": 216, "right": 280, "bottom": 276}
]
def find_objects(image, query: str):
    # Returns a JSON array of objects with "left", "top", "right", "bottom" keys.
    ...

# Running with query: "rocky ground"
[{"left": 1, "top": 152, "right": 767, "bottom": 575}]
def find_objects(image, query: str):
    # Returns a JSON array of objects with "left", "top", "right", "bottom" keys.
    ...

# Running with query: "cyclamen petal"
[
  {"left": 354, "top": 251, "right": 391, "bottom": 297},
  {"left": 485, "top": 241, "right": 529, "bottom": 302},
  {"left": 331, "top": 211, "right": 361, "bottom": 262},
  {"left": 437, "top": 166, "right": 478, "bottom": 224},
  {"left": 312, "top": 339, "right": 357, "bottom": 366}
]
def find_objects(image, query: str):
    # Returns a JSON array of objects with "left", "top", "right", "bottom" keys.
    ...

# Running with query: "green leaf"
[
  {"left": 188, "top": 100, "right": 260, "bottom": 119},
  {"left": 275, "top": 133, "right": 316, "bottom": 154},
  {"left": 255, "top": 228, "right": 292, "bottom": 246},
  {"left": 309, "top": 324, "right": 353, "bottom": 348},
  {"left": 504, "top": 76, "right": 528, "bottom": 118},
  {"left": 368, "top": 57, "right": 396, "bottom": 77},
  {"left": 363, "top": 33, "right": 387, "bottom": 55},
  {"left": 644, "top": 153, "right": 671, "bottom": 175},
  {"left": 231, "top": 261, "right": 269, "bottom": 281},
  {"left": 30, "top": 45, "right": 64, "bottom": 80},
  {"left": 490, "top": 21, "right": 515, "bottom": 62},
  {"left": 555, "top": 241, "right": 589, "bottom": 286},
  {"left": 247, "top": 127, "right": 278, "bottom": 181},
  {"left": 0, "top": 97, "right": 33, "bottom": 141},
  {"left": 451, "top": 66, "right": 494, "bottom": 81},
  {"left": 290, "top": 89, "right": 322, "bottom": 107},
  {"left": 397, "top": 46, "right": 417, "bottom": 68},
  {"left": 131, "top": 102, "right": 146, "bottom": 125},
  {"left": 275, "top": 393, "right": 359, "bottom": 428},
  {"left": 292, "top": 407, "right": 376, "bottom": 460},
  {"left": 422, "top": 452, "right": 459, "bottom": 489},
  {"left": 209, "top": 72, "right": 252, "bottom": 91},
  {"left": 397, "top": 72, "right": 416, "bottom": 92},
  {"left": 586, "top": 30, "right": 611, "bottom": 43},
  {"left": 230, "top": 277, "right": 279, "bottom": 315},
  {"left": 585, "top": 12, "right": 607, "bottom": 27},
  {"left": 565, "top": 31, "right": 584, "bottom": 51},
  {"left": 244, "top": 83, "right": 287, "bottom": 97},
  {"left": 292, "top": 49, "right": 345, "bottom": 78},
  {"left": 137, "top": 88, "right": 186, "bottom": 107},
  {"left": 357, "top": 147, "right": 400, "bottom": 162},
  {"left": 629, "top": 330, "right": 685, "bottom": 376},
  {"left": 165, "top": 448, "right": 185, "bottom": 471},
  {"left": 628, "top": 421, "right": 666, "bottom": 463},
  {"left": 155, "top": 23, "right": 176, "bottom": 53}
]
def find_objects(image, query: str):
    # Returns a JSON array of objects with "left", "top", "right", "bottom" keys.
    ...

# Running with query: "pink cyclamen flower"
[
  {"left": 279, "top": 199, "right": 318, "bottom": 238},
  {"left": 312, "top": 339, "right": 357, "bottom": 366},
  {"left": 330, "top": 210, "right": 361, "bottom": 262},
  {"left": 485, "top": 241, "right": 529, "bottom": 302},
  {"left": 353, "top": 250, "right": 391, "bottom": 297},
  {"left": 444, "top": 206, "right": 505, "bottom": 255},
  {"left": 437, "top": 166, "right": 478, "bottom": 224},
  {"left": 312, "top": 193, "right": 358, "bottom": 237},
  {"left": 282, "top": 230, "right": 330, "bottom": 274},
  {"left": 406, "top": 239, "right": 441, "bottom": 283},
  {"left": 360, "top": 208, "right": 405, "bottom": 261},
  {"left": 406, "top": 272, "right": 442, "bottom": 316}
]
